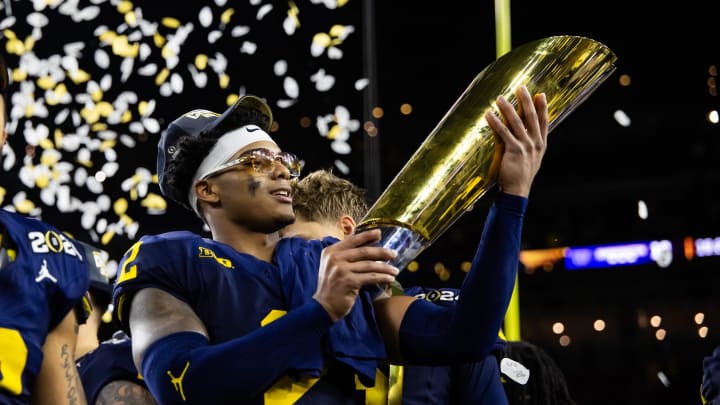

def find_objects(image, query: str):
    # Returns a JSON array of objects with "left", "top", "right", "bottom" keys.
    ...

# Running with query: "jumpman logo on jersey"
[
  {"left": 35, "top": 259, "right": 57, "bottom": 283},
  {"left": 167, "top": 361, "right": 190, "bottom": 401}
]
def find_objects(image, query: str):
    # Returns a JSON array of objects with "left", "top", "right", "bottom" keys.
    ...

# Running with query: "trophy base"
[
  {"left": 357, "top": 222, "right": 426, "bottom": 269},
  {"left": 357, "top": 224, "right": 429, "bottom": 300}
]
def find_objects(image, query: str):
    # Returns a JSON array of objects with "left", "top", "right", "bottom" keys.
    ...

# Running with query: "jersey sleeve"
[
  {"left": 111, "top": 232, "right": 200, "bottom": 332},
  {"left": 77, "top": 334, "right": 144, "bottom": 403}
]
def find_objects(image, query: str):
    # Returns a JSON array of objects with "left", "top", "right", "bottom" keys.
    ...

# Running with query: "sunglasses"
[{"left": 200, "top": 148, "right": 302, "bottom": 180}]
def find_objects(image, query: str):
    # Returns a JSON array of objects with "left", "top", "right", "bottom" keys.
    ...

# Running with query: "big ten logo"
[{"left": 197, "top": 246, "right": 233, "bottom": 268}]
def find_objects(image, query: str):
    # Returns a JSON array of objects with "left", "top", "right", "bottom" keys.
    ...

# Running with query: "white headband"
[{"left": 189, "top": 124, "right": 274, "bottom": 215}]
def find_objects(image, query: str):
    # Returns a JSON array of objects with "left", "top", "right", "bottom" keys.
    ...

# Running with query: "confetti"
[{"left": 0, "top": 0, "right": 365, "bottom": 257}]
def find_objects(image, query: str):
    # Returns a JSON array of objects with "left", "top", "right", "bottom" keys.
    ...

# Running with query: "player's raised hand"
[{"left": 485, "top": 85, "right": 549, "bottom": 198}]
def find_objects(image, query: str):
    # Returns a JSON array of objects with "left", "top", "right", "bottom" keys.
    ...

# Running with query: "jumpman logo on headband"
[{"left": 35, "top": 259, "right": 57, "bottom": 283}]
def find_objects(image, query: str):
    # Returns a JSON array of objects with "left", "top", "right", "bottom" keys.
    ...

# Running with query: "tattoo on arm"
[
  {"left": 96, "top": 380, "right": 158, "bottom": 405},
  {"left": 60, "top": 343, "right": 80, "bottom": 405}
]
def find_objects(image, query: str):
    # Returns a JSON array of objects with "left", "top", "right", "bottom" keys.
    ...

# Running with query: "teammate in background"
[
  {"left": 112, "top": 85, "right": 548, "bottom": 403},
  {"left": 0, "top": 52, "right": 90, "bottom": 404},
  {"left": 74, "top": 246, "right": 157, "bottom": 405},
  {"left": 281, "top": 168, "right": 509, "bottom": 404},
  {"left": 701, "top": 345, "right": 720, "bottom": 405},
  {"left": 502, "top": 340, "right": 577, "bottom": 405}
]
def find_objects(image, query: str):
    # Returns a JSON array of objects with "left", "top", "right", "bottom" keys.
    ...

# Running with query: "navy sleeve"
[
  {"left": 141, "top": 300, "right": 334, "bottom": 404},
  {"left": 399, "top": 192, "right": 526, "bottom": 364}
]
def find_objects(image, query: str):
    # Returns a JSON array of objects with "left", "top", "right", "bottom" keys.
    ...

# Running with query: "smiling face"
[{"left": 196, "top": 140, "right": 298, "bottom": 234}]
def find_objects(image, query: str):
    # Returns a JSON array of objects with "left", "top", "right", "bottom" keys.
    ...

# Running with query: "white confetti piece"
[
  {"left": 143, "top": 117, "right": 160, "bottom": 133},
  {"left": 256, "top": 4, "right": 273, "bottom": 20},
  {"left": 139, "top": 43, "right": 152, "bottom": 61},
  {"left": 94, "top": 49, "right": 110, "bottom": 69},
  {"left": 199, "top": 6, "right": 213, "bottom": 27},
  {"left": 231, "top": 25, "right": 250, "bottom": 37},
  {"left": 327, "top": 46, "right": 343, "bottom": 59},
  {"left": 137, "top": 63, "right": 158, "bottom": 76},
  {"left": 120, "top": 57, "right": 134, "bottom": 82},
  {"left": 240, "top": 41, "right": 257, "bottom": 55},
  {"left": 87, "top": 176, "right": 104, "bottom": 194},
  {"left": 208, "top": 52, "right": 228, "bottom": 73},
  {"left": 100, "top": 74, "right": 112, "bottom": 90},
  {"left": 208, "top": 30, "right": 222, "bottom": 44},
  {"left": 101, "top": 161, "right": 119, "bottom": 177},
  {"left": 128, "top": 31, "right": 142, "bottom": 42},
  {"left": 27, "top": 12, "right": 49, "bottom": 27},
  {"left": 0, "top": 16, "right": 17, "bottom": 30},
  {"left": 96, "top": 218, "right": 108, "bottom": 234},
  {"left": 76, "top": 6, "right": 101, "bottom": 21},
  {"left": 334, "top": 159, "right": 350, "bottom": 174},
  {"left": 2, "top": 147, "right": 16, "bottom": 170},
  {"left": 282, "top": 15, "right": 297, "bottom": 35},
  {"left": 316, "top": 116, "right": 330, "bottom": 135},
  {"left": 97, "top": 195, "right": 111, "bottom": 211},
  {"left": 129, "top": 121, "right": 145, "bottom": 134},
  {"left": 354, "top": 78, "right": 369, "bottom": 91},
  {"left": 188, "top": 65, "right": 208, "bottom": 88},
  {"left": 104, "top": 148, "right": 117, "bottom": 162},
  {"left": 139, "top": 20, "right": 158, "bottom": 37},
  {"left": 74, "top": 167, "right": 88, "bottom": 187},
  {"left": 273, "top": 60, "right": 288, "bottom": 76},
  {"left": 63, "top": 42, "right": 85, "bottom": 58},
  {"left": 330, "top": 141, "right": 352, "bottom": 155},
  {"left": 40, "top": 186, "right": 56, "bottom": 206},
  {"left": 19, "top": 167, "right": 35, "bottom": 188},
  {"left": 81, "top": 208, "right": 99, "bottom": 229},
  {"left": 159, "top": 82, "right": 172, "bottom": 97},
  {"left": 283, "top": 76, "right": 299, "bottom": 99},
  {"left": 120, "top": 134, "right": 136, "bottom": 148},
  {"left": 276, "top": 99, "right": 297, "bottom": 109},
  {"left": 56, "top": 186, "right": 72, "bottom": 212},
  {"left": 170, "top": 73, "right": 184, "bottom": 94},
  {"left": 311, "top": 69, "right": 335, "bottom": 92},
  {"left": 126, "top": 221, "right": 139, "bottom": 239}
]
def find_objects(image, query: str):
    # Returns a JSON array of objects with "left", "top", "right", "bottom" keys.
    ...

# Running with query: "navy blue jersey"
[
  {"left": 76, "top": 331, "right": 146, "bottom": 404},
  {"left": 113, "top": 231, "right": 288, "bottom": 344},
  {"left": 112, "top": 231, "right": 388, "bottom": 404},
  {"left": 0, "top": 209, "right": 90, "bottom": 404},
  {"left": 400, "top": 286, "right": 508, "bottom": 405}
]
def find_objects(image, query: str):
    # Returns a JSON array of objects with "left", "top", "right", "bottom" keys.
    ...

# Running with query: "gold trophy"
[{"left": 356, "top": 35, "right": 617, "bottom": 271}]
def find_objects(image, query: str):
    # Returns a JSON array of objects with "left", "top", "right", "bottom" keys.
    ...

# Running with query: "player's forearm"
[
  {"left": 140, "top": 300, "right": 333, "bottom": 404},
  {"left": 399, "top": 192, "right": 526, "bottom": 364},
  {"left": 34, "top": 311, "right": 89, "bottom": 405}
]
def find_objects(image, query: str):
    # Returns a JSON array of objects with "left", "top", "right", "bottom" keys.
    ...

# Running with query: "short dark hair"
[{"left": 291, "top": 169, "right": 368, "bottom": 222}]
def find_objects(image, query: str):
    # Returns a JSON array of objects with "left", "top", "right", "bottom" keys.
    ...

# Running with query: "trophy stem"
[{"left": 356, "top": 224, "right": 429, "bottom": 271}]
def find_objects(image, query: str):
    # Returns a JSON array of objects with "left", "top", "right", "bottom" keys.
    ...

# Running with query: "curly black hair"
[{"left": 164, "top": 106, "right": 270, "bottom": 210}]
